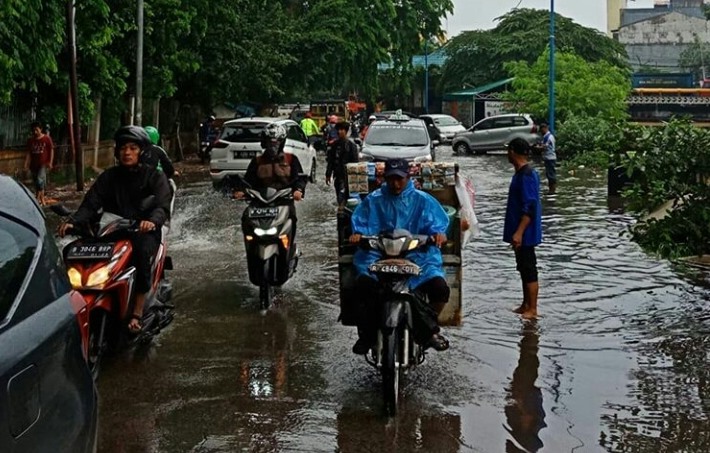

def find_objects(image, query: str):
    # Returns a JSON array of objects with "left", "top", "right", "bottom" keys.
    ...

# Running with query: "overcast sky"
[{"left": 446, "top": 0, "right": 656, "bottom": 36}]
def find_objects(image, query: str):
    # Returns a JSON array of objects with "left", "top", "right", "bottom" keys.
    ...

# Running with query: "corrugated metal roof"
[{"left": 442, "top": 78, "right": 515, "bottom": 101}]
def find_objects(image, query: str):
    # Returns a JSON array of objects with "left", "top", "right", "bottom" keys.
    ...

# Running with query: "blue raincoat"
[{"left": 351, "top": 180, "right": 449, "bottom": 289}]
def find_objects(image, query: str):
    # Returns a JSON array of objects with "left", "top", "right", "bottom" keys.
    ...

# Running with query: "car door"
[
  {"left": 468, "top": 117, "right": 495, "bottom": 150},
  {"left": 284, "top": 123, "right": 313, "bottom": 177},
  {"left": 490, "top": 116, "right": 515, "bottom": 149}
]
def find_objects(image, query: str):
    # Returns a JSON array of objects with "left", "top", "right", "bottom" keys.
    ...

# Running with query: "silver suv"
[{"left": 451, "top": 113, "right": 539, "bottom": 155}]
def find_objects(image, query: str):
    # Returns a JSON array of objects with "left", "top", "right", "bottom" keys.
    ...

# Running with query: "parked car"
[
  {"left": 0, "top": 175, "right": 98, "bottom": 453},
  {"left": 359, "top": 112, "right": 437, "bottom": 162},
  {"left": 451, "top": 113, "right": 539, "bottom": 155},
  {"left": 419, "top": 114, "right": 467, "bottom": 143},
  {"left": 209, "top": 117, "right": 317, "bottom": 189}
]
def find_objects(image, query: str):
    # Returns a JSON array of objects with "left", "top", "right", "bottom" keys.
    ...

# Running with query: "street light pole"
[
  {"left": 549, "top": 0, "right": 556, "bottom": 132},
  {"left": 135, "top": 0, "right": 144, "bottom": 126},
  {"left": 424, "top": 38, "right": 429, "bottom": 114},
  {"left": 67, "top": 0, "right": 83, "bottom": 191}
]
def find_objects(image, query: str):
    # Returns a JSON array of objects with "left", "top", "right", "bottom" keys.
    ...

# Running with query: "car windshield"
[
  {"left": 0, "top": 217, "right": 37, "bottom": 320},
  {"left": 219, "top": 123, "right": 266, "bottom": 143},
  {"left": 434, "top": 116, "right": 459, "bottom": 126},
  {"left": 365, "top": 124, "right": 428, "bottom": 147}
]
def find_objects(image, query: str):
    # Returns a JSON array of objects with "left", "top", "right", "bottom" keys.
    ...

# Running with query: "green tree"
[
  {"left": 679, "top": 38, "right": 710, "bottom": 82},
  {"left": 440, "top": 8, "right": 628, "bottom": 93},
  {"left": 503, "top": 50, "right": 630, "bottom": 124}
]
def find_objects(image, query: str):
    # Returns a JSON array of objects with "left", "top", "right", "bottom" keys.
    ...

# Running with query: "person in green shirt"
[{"left": 300, "top": 112, "right": 320, "bottom": 146}]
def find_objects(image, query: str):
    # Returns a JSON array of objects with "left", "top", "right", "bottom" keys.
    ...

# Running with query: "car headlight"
[
  {"left": 254, "top": 227, "right": 278, "bottom": 236},
  {"left": 86, "top": 266, "right": 111, "bottom": 288},
  {"left": 68, "top": 267, "right": 82, "bottom": 289},
  {"left": 414, "top": 154, "right": 432, "bottom": 163}
]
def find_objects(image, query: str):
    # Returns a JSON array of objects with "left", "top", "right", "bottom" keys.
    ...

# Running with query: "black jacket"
[
  {"left": 326, "top": 138, "right": 359, "bottom": 179},
  {"left": 141, "top": 144, "right": 175, "bottom": 178},
  {"left": 71, "top": 164, "right": 171, "bottom": 227}
]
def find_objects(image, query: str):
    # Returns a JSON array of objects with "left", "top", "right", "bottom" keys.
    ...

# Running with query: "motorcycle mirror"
[
  {"left": 139, "top": 195, "right": 156, "bottom": 212},
  {"left": 49, "top": 204, "right": 72, "bottom": 217}
]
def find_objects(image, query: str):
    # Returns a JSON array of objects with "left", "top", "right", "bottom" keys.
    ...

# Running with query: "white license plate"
[
  {"left": 233, "top": 150, "right": 257, "bottom": 159},
  {"left": 249, "top": 207, "right": 279, "bottom": 218},
  {"left": 369, "top": 262, "right": 420, "bottom": 276}
]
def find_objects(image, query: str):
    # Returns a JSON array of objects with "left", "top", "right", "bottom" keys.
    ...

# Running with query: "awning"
[{"left": 443, "top": 78, "right": 514, "bottom": 102}]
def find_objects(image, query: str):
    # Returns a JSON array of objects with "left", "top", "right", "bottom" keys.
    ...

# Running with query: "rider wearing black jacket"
[
  {"left": 59, "top": 126, "right": 171, "bottom": 334},
  {"left": 326, "top": 121, "right": 359, "bottom": 205}
]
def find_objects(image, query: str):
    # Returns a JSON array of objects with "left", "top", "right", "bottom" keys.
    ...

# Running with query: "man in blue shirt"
[
  {"left": 539, "top": 123, "right": 557, "bottom": 194},
  {"left": 349, "top": 158, "right": 451, "bottom": 354},
  {"left": 505, "top": 138, "right": 542, "bottom": 319}
]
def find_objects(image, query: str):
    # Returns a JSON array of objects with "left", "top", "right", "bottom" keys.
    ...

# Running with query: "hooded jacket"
[
  {"left": 70, "top": 164, "right": 171, "bottom": 227},
  {"left": 350, "top": 179, "right": 449, "bottom": 288}
]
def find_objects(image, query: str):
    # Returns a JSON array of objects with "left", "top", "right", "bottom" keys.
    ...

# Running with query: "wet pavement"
[{"left": 95, "top": 148, "right": 710, "bottom": 452}]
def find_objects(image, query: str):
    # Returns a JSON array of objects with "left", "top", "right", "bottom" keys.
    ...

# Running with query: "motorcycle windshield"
[{"left": 97, "top": 212, "right": 132, "bottom": 237}]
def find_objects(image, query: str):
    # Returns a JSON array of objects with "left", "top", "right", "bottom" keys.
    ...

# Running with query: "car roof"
[
  {"left": 0, "top": 175, "right": 44, "bottom": 233},
  {"left": 420, "top": 114, "right": 453, "bottom": 119},
  {"left": 483, "top": 113, "right": 531, "bottom": 119},
  {"left": 223, "top": 117, "right": 296, "bottom": 126},
  {"left": 371, "top": 117, "right": 425, "bottom": 127}
]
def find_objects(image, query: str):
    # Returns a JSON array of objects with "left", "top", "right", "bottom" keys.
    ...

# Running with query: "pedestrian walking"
[
  {"left": 539, "top": 123, "right": 557, "bottom": 194},
  {"left": 24, "top": 121, "right": 54, "bottom": 206},
  {"left": 300, "top": 112, "right": 320, "bottom": 147},
  {"left": 505, "top": 138, "right": 542, "bottom": 319},
  {"left": 326, "top": 122, "right": 359, "bottom": 206}
]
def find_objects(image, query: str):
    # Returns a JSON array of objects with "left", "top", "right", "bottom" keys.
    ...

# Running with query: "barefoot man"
[{"left": 505, "top": 138, "right": 542, "bottom": 319}]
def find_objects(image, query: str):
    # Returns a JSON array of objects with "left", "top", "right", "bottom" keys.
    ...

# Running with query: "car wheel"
[
  {"left": 454, "top": 142, "right": 470, "bottom": 155},
  {"left": 309, "top": 158, "right": 316, "bottom": 183}
]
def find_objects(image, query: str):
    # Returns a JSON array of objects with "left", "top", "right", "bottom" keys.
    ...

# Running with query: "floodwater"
[{"left": 96, "top": 149, "right": 710, "bottom": 452}]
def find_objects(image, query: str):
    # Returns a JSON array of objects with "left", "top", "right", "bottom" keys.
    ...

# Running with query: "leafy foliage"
[
  {"left": 679, "top": 39, "right": 710, "bottom": 82},
  {"left": 439, "top": 8, "right": 628, "bottom": 93},
  {"left": 621, "top": 119, "right": 710, "bottom": 258},
  {"left": 503, "top": 50, "right": 630, "bottom": 125}
]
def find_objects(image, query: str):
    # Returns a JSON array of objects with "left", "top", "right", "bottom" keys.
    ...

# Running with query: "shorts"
[
  {"left": 544, "top": 159, "right": 557, "bottom": 184},
  {"left": 514, "top": 246, "right": 538, "bottom": 284},
  {"left": 32, "top": 167, "right": 47, "bottom": 191}
]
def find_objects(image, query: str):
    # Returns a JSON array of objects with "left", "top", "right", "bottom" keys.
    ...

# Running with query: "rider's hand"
[
  {"left": 139, "top": 220, "right": 156, "bottom": 233},
  {"left": 432, "top": 233, "right": 447, "bottom": 248},
  {"left": 173, "top": 170, "right": 181, "bottom": 177},
  {"left": 233, "top": 191, "right": 245, "bottom": 200},
  {"left": 511, "top": 232, "right": 523, "bottom": 250},
  {"left": 325, "top": 176, "right": 331, "bottom": 186},
  {"left": 58, "top": 222, "right": 74, "bottom": 238},
  {"left": 349, "top": 233, "right": 362, "bottom": 244},
  {"left": 293, "top": 190, "right": 303, "bottom": 201}
]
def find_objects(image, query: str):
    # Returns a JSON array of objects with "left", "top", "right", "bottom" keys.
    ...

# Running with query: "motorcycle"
[
  {"left": 357, "top": 230, "right": 434, "bottom": 416},
  {"left": 199, "top": 140, "right": 212, "bottom": 164},
  {"left": 51, "top": 199, "right": 175, "bottom": 379},
  {"left": 238, "top": 181, "right": 300, "bottom": 312}
]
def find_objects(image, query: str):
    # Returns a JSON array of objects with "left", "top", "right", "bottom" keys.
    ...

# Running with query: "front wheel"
[
  {"left": 88, "top": 311, "right": 108, "bottom": 381},
  {"left": 381, "top": 328, "right": 400, "bottom": 416},
  {"left": 309, "top": 158, "right": 317, "bottom": 183},
  {"left": 453, "top": 142, "right": 470, "bottom": 155},
  {"left": 259, "top": 261, "right": 273, "bottom": 311}
]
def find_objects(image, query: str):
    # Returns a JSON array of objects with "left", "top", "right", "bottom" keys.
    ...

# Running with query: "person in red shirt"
[{"left": 24, "top": 122, "right": 54, "bottom": 205}]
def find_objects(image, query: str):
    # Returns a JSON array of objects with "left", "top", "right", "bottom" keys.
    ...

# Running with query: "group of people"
[{"left": 49, "top": 112, "right": 546, "bottom": 347}]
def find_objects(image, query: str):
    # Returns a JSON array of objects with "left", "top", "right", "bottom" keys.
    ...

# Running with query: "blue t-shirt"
[
  {"left": 504, "top": 164, "right": 542, "bottom": 247},
  {"left": 542, "top": 131, "right": 556, "bottom": 161}
]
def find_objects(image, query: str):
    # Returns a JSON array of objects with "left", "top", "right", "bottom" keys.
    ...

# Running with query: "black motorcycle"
[
  {"left": 357, "top": 230, "right": 433, "bottom": 416},
  {"left": 240, "top": 184, "right": 300, "bottom": 311}
]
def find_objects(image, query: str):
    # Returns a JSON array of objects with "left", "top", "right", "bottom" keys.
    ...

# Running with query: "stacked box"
[{"left": 346, "top": 162, "right": 458, "bottom": 195}]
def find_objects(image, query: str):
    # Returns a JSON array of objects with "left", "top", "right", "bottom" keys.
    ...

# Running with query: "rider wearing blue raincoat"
[{"left": 349, "top": 158, "right": 451, "bottom": 354}]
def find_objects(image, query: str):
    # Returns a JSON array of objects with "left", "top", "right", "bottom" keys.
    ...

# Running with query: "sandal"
[
  {"left": 127, "top": 314, "right": 143, "bottom": 334},
  {"left": 427, "top": 333, "right": 450, "bottom": 352}
]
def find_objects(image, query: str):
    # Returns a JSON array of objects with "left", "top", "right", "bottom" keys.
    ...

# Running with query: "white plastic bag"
[{"left": 455, "top": 174, "right": 480, "bottom": 247}]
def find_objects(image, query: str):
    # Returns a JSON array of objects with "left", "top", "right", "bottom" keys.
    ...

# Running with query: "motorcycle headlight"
[
  {"left": 67, "top": 267, "right": 82, "bottom": 289},
  {"left": 407, "top": 239, "right": 420, "bottom": 251},
  {"left": 86, "top": 266, "right": 111, "bottom": 288},
  {"left": 254, "top": 227, "right": 278, "bottom": 236}
]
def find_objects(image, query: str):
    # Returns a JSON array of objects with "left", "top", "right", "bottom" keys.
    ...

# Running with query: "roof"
[
  {"left": 224, "top": 117, "right": 295, "bottom": 125},
  {"left": 0, "top": 175, "right": 45, "bottom": 234},
  {"left": 443, "top": 78, "right": 515, "bottom": 101}
]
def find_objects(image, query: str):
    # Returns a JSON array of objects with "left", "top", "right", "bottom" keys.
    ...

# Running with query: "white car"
[
  {"left": 420, "top": 114, "right": 467, "bottom": 143},
  {"left": 209, "top": 118, "right": 317, "bottom": 188}
]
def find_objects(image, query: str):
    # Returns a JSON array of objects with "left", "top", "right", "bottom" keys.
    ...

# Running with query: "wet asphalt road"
[{"left": 95, "top": 148, "right": 710, "bottom": 452}]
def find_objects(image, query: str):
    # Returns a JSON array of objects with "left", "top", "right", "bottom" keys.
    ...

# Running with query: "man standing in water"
[
  {"left": 505, "top": 138, "right": 542, "bottom": 319},
  {"left": 539, "top": 123, "right": 557, "bottom": 194}
]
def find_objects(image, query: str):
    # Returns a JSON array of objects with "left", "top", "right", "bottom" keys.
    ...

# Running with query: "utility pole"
[
  {"left": 135, "top": 0, "right": 144, "bottom": 126},
  {"left": 67, "top": 0, "right": 83, "bottom": 190},
  {"left": 549, "top": 0, "right": 556, "bottom": 133},
  {"left": 424, "top": 38, "right": 429, "bottom": 114}
]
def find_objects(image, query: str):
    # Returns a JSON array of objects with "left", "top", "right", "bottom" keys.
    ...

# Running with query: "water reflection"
[
  {"left": 336, "top": 404, "right": 463, "bottom": 452},
  {"left": 504, "top": 320, "right": 546, "bottom": 452}
]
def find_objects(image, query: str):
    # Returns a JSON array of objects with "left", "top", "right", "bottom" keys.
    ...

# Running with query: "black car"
[{"left": 0, "top": 175, "right": 98, "bottom": 453}]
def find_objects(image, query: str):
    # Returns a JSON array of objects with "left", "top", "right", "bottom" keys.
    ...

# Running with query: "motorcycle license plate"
[
  {"left": 67, "top": 243, "right": 114, "bottom": 260},
  {"left": 369, "top": 262, "right": 420, "bottom": 276},
  {"left": 248, "top": 207, "right": 279, "bottom": 218},
  {"left": 233, "top": 150, "right": 257, "bottom": 159}
]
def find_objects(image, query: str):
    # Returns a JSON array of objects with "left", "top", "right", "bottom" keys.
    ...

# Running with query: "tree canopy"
[{"left": 439, "top": 8, "right": 628, "bottom": 93}]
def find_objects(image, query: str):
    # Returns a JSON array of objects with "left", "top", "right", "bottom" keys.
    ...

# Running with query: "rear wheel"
[
  {"left": 309, "top": 158, "right": 317, "bottom": 183},
  {"left": 454, "top": 142, "right": 470, "bottom": 155},
  {"left": 381, "top": 328, "right": 401, "bottom": 416}
]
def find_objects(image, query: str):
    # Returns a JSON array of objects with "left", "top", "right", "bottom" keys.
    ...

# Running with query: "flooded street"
[{"left": 96, "top": 149, "right": 710, "bottom": 452}]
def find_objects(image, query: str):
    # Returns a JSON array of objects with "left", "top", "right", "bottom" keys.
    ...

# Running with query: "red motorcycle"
[{"left": 52, "top": 205, "right": 175, "bottom": 379}]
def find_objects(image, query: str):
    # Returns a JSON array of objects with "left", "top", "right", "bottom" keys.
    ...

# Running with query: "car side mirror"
[
  {"left": 431, "top": 140, "right": 440, "bottom": 147},
  {"left": 354, "top": 138, "right": 363, "bottom": 146}
]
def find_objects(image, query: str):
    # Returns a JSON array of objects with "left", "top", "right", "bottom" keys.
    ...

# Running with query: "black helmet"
[
  {"left": 260, "top": 123, "right": 287, "bottom": 150},
  {"left": 114, "top": 125, "right": 151, "bottom": 158}
]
